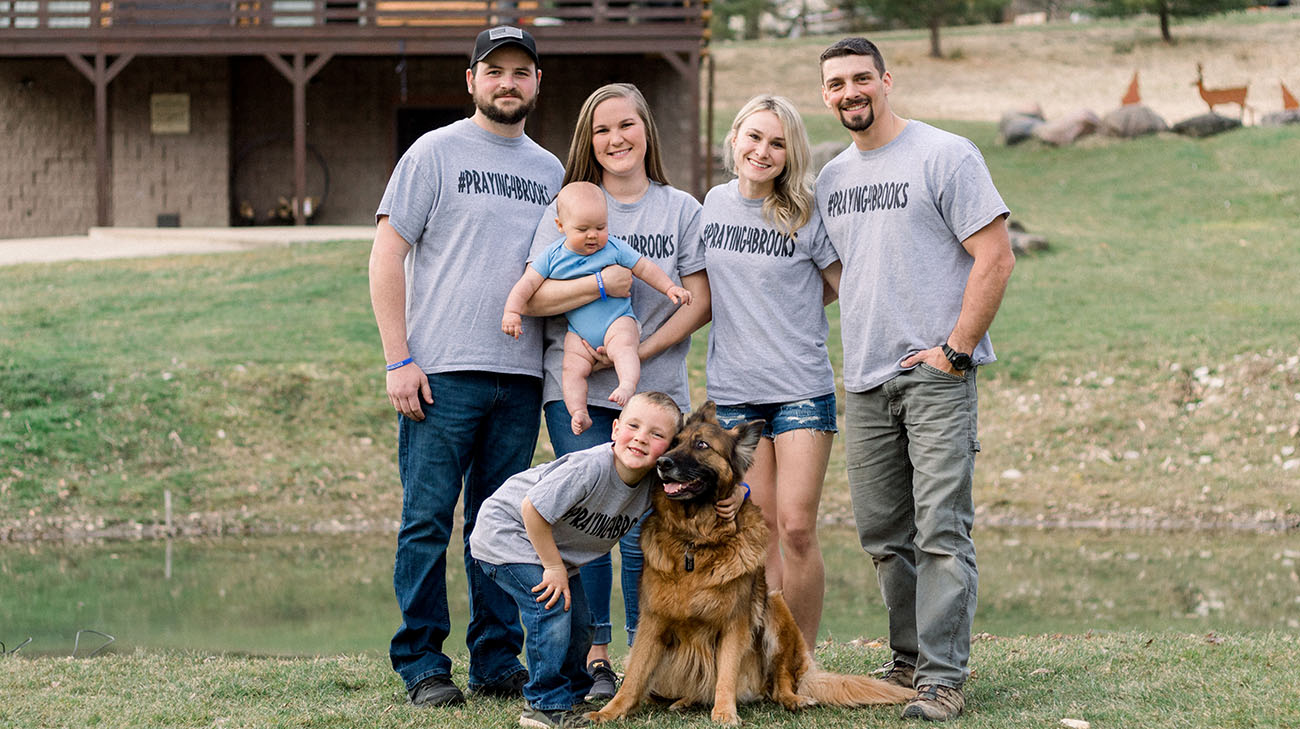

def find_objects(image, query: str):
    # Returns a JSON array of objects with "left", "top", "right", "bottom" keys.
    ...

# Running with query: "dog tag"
[{"left": 684, "top": 547, "right": 694, "bottom": 572}]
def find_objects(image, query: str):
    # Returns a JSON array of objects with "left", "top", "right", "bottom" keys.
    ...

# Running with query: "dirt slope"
[{"left": 709, "top": 8, "right": 1300, "bottom": 124}]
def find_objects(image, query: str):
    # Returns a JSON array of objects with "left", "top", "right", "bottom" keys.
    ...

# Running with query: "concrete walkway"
[{"left": 0, "top": 226, "right": 374, "bottom": 266}]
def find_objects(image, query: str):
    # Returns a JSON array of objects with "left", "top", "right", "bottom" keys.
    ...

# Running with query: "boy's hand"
[
  {"left": 502, "top": 312, "right": 523, "bottom": 339},
  {"left": 714, "top": 482, "right": 747, "bottom": 521},
  {"left": 665, "top": 285, "right": 693, "bottom": 306},
  {"left": 532, "top": 565, "right": 571, "bottom": 611}
]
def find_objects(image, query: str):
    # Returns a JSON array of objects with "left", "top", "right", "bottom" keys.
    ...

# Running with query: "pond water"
[{"left": 2, "top": 526, "right": 1296, "bottom": 658}]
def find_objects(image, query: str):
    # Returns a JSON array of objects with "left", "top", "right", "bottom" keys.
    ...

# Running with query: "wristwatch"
[{"left": 941, "top": 344, "right": 973, "bottom": 372}]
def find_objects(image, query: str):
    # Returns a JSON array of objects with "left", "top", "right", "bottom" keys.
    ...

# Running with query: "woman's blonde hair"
[
  {"left": 723, "top": 94, "right": 814, "bottom": 236},
  {"left": 564, "top": 83, "right": 671, "bottom": 187}
]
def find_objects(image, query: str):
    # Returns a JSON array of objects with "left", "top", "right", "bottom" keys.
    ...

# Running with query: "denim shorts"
[{"left": 715, "top": 392, "right": 838, "bottom": 439}]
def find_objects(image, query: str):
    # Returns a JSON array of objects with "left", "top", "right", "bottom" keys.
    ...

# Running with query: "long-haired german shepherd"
[{"left": 586, "top": 402, "right": 912, "bottom": 726}]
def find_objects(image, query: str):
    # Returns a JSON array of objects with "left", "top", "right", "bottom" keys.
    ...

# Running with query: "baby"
[{"left": 503, "top": 181, "right": 692, "bottom": 435}]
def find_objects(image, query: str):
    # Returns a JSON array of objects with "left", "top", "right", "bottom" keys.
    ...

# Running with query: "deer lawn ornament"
[{"left": 1194, "top": 63, "right": 1252, "bottom": 122}]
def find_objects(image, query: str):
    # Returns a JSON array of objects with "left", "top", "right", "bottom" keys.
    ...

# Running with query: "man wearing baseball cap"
[
  {"left": 370, "top": 25, "right": 564, "bottom": 708},
  {"left": 471, "top": 24, "right": 540, "bottom": 67}
]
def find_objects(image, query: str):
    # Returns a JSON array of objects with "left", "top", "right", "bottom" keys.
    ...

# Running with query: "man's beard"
[
  {"left": 838, "top": 100, "right": 875, "bottom": 132},
  {"left": 476, "top": 92, "right": 536, "bottom": 126}
]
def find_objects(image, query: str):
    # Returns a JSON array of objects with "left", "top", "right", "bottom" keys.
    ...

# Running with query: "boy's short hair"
[
  {"left": 626, "top": 391, "right": 682, "bottom": 432},
  {"left": 819, "top": 37, "right": 886, "bottom": 77}
]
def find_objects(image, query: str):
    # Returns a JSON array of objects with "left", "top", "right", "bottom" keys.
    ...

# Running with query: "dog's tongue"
[{"left": 662, "top": 482, "right": 688, "bottom": 496}]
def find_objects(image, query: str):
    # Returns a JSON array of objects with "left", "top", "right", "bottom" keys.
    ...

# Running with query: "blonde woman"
[{"left": 701, "top": 94, "right": 843, "bottom": 647}]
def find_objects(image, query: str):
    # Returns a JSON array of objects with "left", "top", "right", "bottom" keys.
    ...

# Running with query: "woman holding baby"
[{"left": 520, "top": 82, "right": 712, "bottom": 698}]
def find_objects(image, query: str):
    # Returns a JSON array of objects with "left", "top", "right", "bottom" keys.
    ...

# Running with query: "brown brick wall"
[
  {"left": 1, "top": 53, "right": 699, "bottom": 238},
  {"left": 230, "top": 56, "right": 442, "bottom": 226},
  {"left": 232, "top": 54, "right": 698, "bottom": 227},
  {"left": 0, "top": 60, "right": 97, "bottom": 238},
  {"left": 111, "top": 58, "right": 230, "bottom": 228}
]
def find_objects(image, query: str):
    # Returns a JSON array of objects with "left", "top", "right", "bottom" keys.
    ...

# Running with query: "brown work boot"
[
  {"left": 901, "top": 684, "right": 964, "bottom": 721},
  {"left": 877, "top": 660, "right": 915, "bottom": 689}
]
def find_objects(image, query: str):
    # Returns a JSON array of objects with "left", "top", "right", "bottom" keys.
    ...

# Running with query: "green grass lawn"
[{"left": 4, "top": 632, "right": 1298, "bottom": 728}]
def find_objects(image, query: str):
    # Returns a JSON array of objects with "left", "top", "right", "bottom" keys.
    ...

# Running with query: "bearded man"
[
  {"left": 368, "top": 26, "right": 564, "bottom": 708},
  {"left": 814, "top": 36, "right": 1015, "bottom": 722}
]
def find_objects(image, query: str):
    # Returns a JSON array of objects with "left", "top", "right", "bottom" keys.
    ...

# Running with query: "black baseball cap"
[{"left": 470, "top": 26, "right": 540, "bottom": 68}]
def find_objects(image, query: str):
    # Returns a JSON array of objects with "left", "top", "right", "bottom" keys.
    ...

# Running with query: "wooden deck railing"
[{"left": 0, "top": 0, "right": 703, "bottom": 31}]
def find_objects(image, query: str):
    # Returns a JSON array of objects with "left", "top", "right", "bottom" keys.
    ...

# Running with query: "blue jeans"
[
  {"left": 544, "top": 400, "right": 642, "bottom": 647},
  {"left": 390, "top": 371, "right": 541, "bottom": 692},
  {"left": 844, "top": 365, "right": 980, "bottom": 688},
  {"left": 478, "top": 561, "right": 595, "bottom": 711}
]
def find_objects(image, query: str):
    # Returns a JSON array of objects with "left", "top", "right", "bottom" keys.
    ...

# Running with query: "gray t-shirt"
[
  {"left": 529, "top": 182, "right": 704, "bottom": 411},
  {"left": 469, "top": 443, "right": 654, "bottom": 572},
  {"left": 701, "top": 180, "right": 839, "bottom": 405},
  {"left": 815, "top": 121, "right": 1010, "bottom": 392},
  {"left": 377, "top": 118, "right": 564, "bottom": 378}
]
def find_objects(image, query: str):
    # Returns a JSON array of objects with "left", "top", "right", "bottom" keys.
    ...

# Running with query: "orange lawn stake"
[{"left": 1121, "top": 71, "right": 1141, "bottom": 106}]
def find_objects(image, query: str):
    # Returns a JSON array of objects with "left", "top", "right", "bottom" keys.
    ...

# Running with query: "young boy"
[
  {"left": 502, "top": 181, "right": 692, "bottom": 436},
  {"left": 469, "top": 391, "right": 684, "bottom": 729}
]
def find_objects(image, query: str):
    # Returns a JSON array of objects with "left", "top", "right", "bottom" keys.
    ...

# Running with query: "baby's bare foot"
[
  {"left": 571, "top": 411, "right": 593, "bottom": 435},
  {"left": 608, "top": 384, "right": 634, "bottom": 407}
]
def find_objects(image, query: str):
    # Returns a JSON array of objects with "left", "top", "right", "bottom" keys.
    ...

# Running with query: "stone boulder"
[
  {"left": 1171, "top": 113, "right": 1241, "bottom": 138},
  {"left": 1032, "top": 109, "right": 1101, "bottom": 146},
  {"left": 1101, "top": 104, "right": 1168, "bottom": 138},
  {"left": 811, "top": 140, "right": 848, "bottom": 174},
  {"left": 1007, "top": 219, "right": 1049, "bottom": 257},
  {"left": 1261, "top": 109, "right": 1300, "bottom": 127},
  {"left": 999, "top": 112, "right": 1044, "bottom": 146}
]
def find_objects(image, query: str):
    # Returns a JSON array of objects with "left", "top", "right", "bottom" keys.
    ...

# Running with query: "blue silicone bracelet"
[
  {"left": 596, "top": 271, "right": 607, "bottom": 301},
  {"left": 742, "top": 482, "right": 750, "bottom": 500},
  {"left": 385, "top": 357, "right": 413, "bottom": 371}
]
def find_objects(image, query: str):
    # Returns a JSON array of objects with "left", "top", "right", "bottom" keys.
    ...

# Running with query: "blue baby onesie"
[{"left": 531, "top": 234, "right": 642, "bottom": 346}]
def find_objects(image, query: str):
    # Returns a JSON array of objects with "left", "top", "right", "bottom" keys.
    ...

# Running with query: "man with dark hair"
[
  {"left": 369, "top": 25, "right": 564, "bottom": 708},
  {"left": 815, "top": 36, "right": 1015, "bottom": 722}
]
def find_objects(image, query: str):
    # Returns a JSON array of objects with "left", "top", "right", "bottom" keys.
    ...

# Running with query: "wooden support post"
[
  {"left": 66, "top": 52, "right": 134, "bottom": 228},
  {"left": 264, "top": 52, "right": 334, "bottom": 225},
  {"left": 689, "top": 49, "right": 701, "bottom": 198},
  {"left": 705, "top": 51, "right": 714, "bottom": 193}
]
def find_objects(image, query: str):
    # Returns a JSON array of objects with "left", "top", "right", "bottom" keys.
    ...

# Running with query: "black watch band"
[{"left": 942, "top": 344, "right": 973, "bottom": 372}]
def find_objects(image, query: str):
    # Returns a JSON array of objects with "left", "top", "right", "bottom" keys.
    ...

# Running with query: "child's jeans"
[{"left": 477, "top": 560, "right": 595, "bottom": 711}]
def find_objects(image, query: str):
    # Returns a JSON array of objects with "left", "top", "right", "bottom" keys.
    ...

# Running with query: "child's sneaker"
[
  {"left": 520, "top": 706, "right": 589, "bottom": 729},
  {"left": 584, "top": 659, "right": 618, "bottom": 701},
  {"left": 407, "top": 675, "right": 464, "bottom": 707}
]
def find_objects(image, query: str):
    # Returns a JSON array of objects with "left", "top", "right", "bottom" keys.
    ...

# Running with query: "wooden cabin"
[{"left": 0, "top": 1, "right": 708, "bottom": 236}]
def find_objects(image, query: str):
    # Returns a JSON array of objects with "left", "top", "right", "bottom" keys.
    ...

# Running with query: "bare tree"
[
  {"left": 871, "top": 0, "right": 1009, "bottom": 59},
  {"left": 1093, "top": 0, "right": 1252, "bottom": 43}
]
